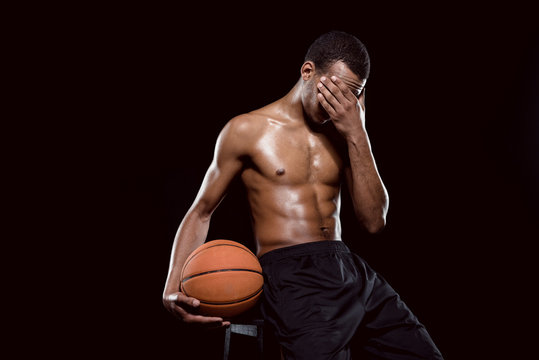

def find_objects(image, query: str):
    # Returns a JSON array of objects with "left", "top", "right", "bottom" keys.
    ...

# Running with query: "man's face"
[{"left": 301, "top": 60, "right": 366, "bottom": 124}]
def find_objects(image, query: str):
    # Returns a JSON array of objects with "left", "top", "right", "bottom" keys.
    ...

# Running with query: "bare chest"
[{"left": 246, "top": 126, "right": 344, "bottom": 185}]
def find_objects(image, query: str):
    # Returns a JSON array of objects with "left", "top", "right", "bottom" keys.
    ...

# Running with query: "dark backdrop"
[{"left": 35, "top": 3, "right": 538, "bottom": 359}]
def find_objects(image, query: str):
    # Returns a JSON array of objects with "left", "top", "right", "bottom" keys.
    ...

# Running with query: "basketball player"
[{"left": 163, "top": 31, "right": 443, "bottom": 359}]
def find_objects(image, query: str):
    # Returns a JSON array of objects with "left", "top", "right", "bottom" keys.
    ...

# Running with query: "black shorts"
[{"left": 259, "top": 240, "right": 443, "bottom": 360}]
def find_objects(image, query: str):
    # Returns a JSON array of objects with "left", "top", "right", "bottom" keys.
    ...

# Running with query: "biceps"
[{"left": 191, "top": 157, "right": 243, "bottom": 218}]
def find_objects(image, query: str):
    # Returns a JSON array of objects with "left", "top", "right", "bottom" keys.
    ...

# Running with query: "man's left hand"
[{"left": 317, "top": 76, "right": 366, "bottom": 139}]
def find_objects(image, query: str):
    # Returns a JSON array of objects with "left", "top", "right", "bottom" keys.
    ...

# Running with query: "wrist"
[
  {"left": 344, "top": 126, "right": 368, "bottom": 144},
  {"left": 164, "top": 278, "right": 182, "bottom": 296}
]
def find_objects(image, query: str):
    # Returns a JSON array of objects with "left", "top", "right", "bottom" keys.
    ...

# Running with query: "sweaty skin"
[
  {"left": 163, "top": 60, "right": 389, "bottom": 327},
  {"left": 240, "top": 106, "right": 345, "bottom": 254}
]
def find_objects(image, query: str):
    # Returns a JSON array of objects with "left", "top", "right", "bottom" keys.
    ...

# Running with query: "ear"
[{"left": 300, "top": 61, "right": 316, "bottom": 81}]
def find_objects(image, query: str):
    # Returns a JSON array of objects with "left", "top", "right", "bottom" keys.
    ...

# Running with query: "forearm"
[
  {"left": 346, "top": 129, "right": 389, "bottom": 233},
  {"left": 315, "top": 75, "right": 387, "bottom": 231},
  {"left": 163, "top": 207, "right": 211, "bottom": 296}
]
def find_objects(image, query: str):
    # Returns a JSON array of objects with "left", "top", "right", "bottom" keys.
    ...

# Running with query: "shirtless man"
[{"left": 163, "top": 31, "right": 443, "bottom": 359}]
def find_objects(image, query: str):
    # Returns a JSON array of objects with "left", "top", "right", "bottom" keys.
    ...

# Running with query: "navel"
[
  {"left": 276, "top": 168, "right": 285, "bottom": 176},
  {"left": 320, "top": 227, "right": 331, "bottom": 239}
]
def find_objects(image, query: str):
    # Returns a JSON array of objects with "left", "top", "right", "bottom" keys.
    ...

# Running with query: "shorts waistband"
[{"left": 259, "top": 240, "right": 350, "bottom": 266}]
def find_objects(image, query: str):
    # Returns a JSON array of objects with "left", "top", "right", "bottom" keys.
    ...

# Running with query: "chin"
[
  {"left": 316, "top": 113, "right": 331, "bottom": 124},
  {"left": 309, "top": 117, "right": 332, "bottom": 128},
  {"left": 305, "top": 104, "right": 330, "bottom": 124},
  {"left": 309, "top": 116, "right": 327, "bottom": 125}
]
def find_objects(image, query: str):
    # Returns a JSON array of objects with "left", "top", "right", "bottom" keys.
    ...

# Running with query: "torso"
[{"left": 239, "top": 106, "right": 347, "bottom": 256}]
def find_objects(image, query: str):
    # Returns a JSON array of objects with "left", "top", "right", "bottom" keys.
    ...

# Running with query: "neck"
[
  {"left": 279, "top": 79, "right": 328, "bottom": 133},
  {"left": 276, "top": 79, "right": 306, "bottom": 123}
]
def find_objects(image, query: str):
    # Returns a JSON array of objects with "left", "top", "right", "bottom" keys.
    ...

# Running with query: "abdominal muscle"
[{"left": 246, "top": 183, "right": 343, "bottom": 257}]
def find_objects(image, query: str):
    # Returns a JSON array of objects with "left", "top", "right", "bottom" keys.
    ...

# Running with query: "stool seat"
[{"left": 223, "top": 319, "right": 264, "bottom": 360}]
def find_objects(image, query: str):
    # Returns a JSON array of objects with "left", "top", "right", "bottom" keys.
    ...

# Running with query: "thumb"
[
  {"left": 169, "top": 292, "right": 200, "bottom": 307},
  {"left": 181, "top": 294, "right": 200, "bottom": 307},
  {"left": 190, "top": 298, "right": 200, "bottom": 307}
]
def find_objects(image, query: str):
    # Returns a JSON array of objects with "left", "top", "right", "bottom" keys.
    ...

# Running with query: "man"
[{"left": 163, "top": 31, "right": 443, "bottom": 359}]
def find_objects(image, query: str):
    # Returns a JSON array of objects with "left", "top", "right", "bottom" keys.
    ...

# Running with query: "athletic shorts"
[{"left": 258, "top": 240, "right": 444, "bottom": 360}]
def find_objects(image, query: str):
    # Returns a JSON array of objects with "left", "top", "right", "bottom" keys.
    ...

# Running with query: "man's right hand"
[{"left": 163, "top": 292, "right": 231, "bottom": 328}]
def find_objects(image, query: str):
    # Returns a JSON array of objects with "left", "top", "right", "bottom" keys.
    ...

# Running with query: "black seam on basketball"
[
  {"left": 183, "top": 243, "right": 257, "bottom": 270},
  {"left": 182, "top": 268, "right": 263, "bottom": 283},
  {"left": 198, "top": 287, "right": 263, "bottom": 305},
  {"left": 181, "top": 242, "right": 259, "bottom": 279}
]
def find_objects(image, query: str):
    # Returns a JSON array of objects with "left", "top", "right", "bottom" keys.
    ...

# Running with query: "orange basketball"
[{"left": 180, "top": 239, "right": 263, "bottom": 318}]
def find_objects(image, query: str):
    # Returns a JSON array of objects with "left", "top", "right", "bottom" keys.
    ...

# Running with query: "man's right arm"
[{"left": 162, "top": 115, "right": 251, "bottom": 327}]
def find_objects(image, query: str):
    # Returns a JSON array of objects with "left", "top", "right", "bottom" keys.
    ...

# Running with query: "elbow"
[
  {"left": 363, "top": 215, "right": 386, "bottom": 234},
  {"left": 363, "top": 199, "right": 389, "bottom": 234},
  {"left": 189, "top": 202, "right": 214, "bottom": 223}
]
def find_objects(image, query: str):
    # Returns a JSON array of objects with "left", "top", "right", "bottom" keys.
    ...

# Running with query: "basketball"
[{"left": 180, "top": 239, "right": 264, "bottom": 318}]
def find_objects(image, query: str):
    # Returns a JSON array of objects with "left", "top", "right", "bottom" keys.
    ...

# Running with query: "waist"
[
  {"left": 258, "top": 239, "right": 350, "bottom": 266},
  {"left": 253, "top": 218, "right": 342, "bottom": 257}
]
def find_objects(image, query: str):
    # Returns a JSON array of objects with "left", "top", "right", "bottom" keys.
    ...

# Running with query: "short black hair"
[{"left": 304, "top": 31, "right": 370, "bottom": 80}]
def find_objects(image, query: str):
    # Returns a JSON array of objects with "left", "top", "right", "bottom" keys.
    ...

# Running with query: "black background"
[{"left": 20, "top": 3, "right": 538, "bottom": 359}]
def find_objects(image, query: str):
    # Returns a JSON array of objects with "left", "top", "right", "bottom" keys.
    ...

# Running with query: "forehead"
[{"left": 324, "top": 61, "right": 366, "bottom": 89}]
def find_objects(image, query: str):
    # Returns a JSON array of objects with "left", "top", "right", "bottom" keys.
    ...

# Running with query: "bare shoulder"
[
  {"left": 215, "top": 111, "right": 271, "bottom": 159},
  {"left": 224, "top": 112, "right": 270, "bottom": 136},
  {"left": 220, "top": 111, "right": 272, "bottom": 144}
]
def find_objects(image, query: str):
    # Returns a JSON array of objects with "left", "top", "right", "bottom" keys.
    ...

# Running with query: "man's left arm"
[{"left": 317, "top": 76, "right": 389, "bottom": 233}]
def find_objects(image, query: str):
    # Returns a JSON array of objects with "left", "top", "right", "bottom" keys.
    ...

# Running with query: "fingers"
[
  {"left": 317, "top": 91, "right": 337, "bottom": 117},
  {"left": 179, "top": 310, "right": 229, "bottom": 328},
  {"left": 164, "top": 292, "right": 229, "bottom": 328},
  {"left": 180, "top": 311, "right": 224, "bottom": 326},
  {"left": 317, "top": 77, "right": 343, "bottom": 108},
  {"left": 317, "top": 76, "right": 356, "bottom": 116},
  {"left": 172, "top": 292, "right": 200, "bottom": 308},
  {"left": 327, "top": 76, "right": 355, "bottom": 102}
]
